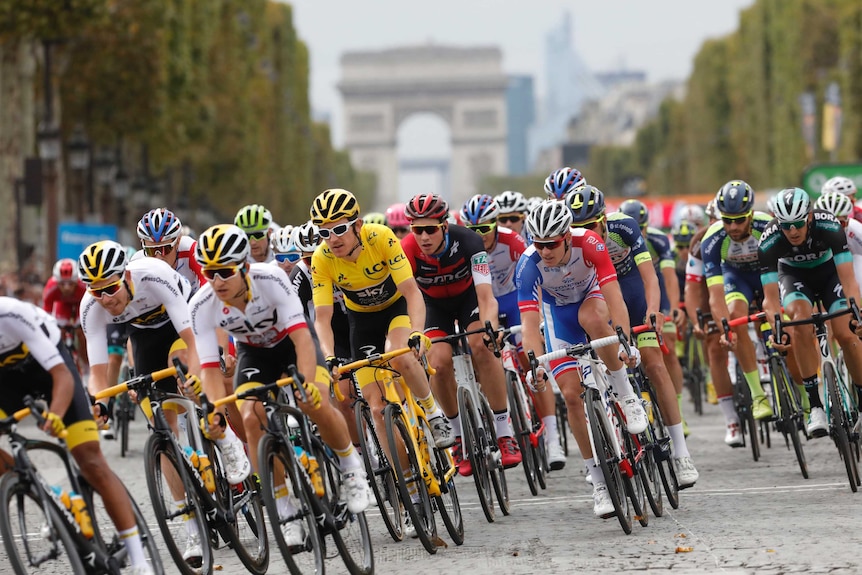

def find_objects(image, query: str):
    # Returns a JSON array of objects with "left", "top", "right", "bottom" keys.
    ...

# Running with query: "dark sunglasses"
[
  {"left": 248, "top": 231, "right": 268, "bottom": 241},
  {"left": 571, "top": 215, "right": 605, "bottom": 231},
  {"left": 89, "top": 278, "right": 124, "bottom": 299},
  {"left": 497, "top": 215, "right": 523, "bottom": 224},
  {"left": 202, "top": 266, "right": 240, "bottom": 281},
  {"left": 318, "top": 220, "right": 356, "bottom": 239},
  {"left": 275, "top": 253, "right": 302, "bottom": 263},
  {"left": 721, "top": 211, "right": 751, "bottom": 224},
  {"left": 534, "top": 238, "right": 565, "bottom": 251},
  {"left": 391, "top": 226, "right": 409, "bottom": 234},
  {"left": 410, "top": 224, "right": 445, "bottom": 236},
  {"left": 467, "top": 223, "right": 496, "bottom": 235},
  {"left": 780, "top": 220, "right": 807, "bottom": 231},
  {"left": 142, "top": 242, "right": 176, "bottom": 257}
]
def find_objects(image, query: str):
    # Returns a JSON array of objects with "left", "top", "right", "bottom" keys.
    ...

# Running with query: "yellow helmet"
[
  {"left": 78, "top": 240, "right": 127, "bottom": 284},
  {"left": 195, "top": 224, "right": 249, "bottom": 268},
  {"left": 309, "top": 189, "right": 360, "bottom": 225}
]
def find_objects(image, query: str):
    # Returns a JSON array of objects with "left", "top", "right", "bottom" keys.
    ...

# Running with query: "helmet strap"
[
  {"left": 346, "top": 223, "right": 363, "bottom": 257},
  {"left": 430, "top": 226, "right": 449, "bottom": 259}
]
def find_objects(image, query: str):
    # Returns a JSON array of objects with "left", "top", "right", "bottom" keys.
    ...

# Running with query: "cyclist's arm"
[
  {"left": 397, "top": 277, "right": 426, "bottom": 334},
  {"left": 176, "top": 327, "right": 200, "bottom": 376},
  {"left": 516, "top": 252, "right": 543, "bottom": 359},
  {"left": 761, "top": 280, "right": 782, "bottom": 329},
  {"left": 41, "top": 283, "right": 56, "bottom": 313},
  {"left": 80, "top": 298, "right": 110, "bottom": 394},
  {"left": 475, "top": 282, "right": 499, "bottom": 330},
  {"left": 288, "top": 327, "right": 319, "bottom": 386},
  {"left": 758, "top": 230, "right": 782, "bottom": 327},
  {"left": 47, "top": 362, "right": 75, "bottom": 419},
  {"left": 10, "top": 308, "right": 72, "bottom": 416},
  {"left": 519, "top": 308, "right": 544, "bottom": 364},
  {"left": 836, "top": 260, "right": 862, "bottom": 305},
  {"left": 636, "top": 258, "right": 662, "bottom": 320},
  {"left": 601, "top": 279, "right": 632, "bottom": 337}
]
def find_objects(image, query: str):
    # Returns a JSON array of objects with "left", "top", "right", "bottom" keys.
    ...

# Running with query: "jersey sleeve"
[
  {"left": 700, "top": 224, "right": 725, "bottom": 287},
  {"left": 757, "top": 221, "right": 783, "bottom": 286},
  {"left": 685, "top": 254, "right": 705, "bottom": 284},
  {"left": 515, "top": 251, "right": 541, "bottom": 314},
  {"left": 818, "top": 212, "right": 853, "bottom": 265},
  {"left": 649, "top": 230, "right": 676, "bottom": 270},
  {"left": 289, "top": 265, "right": 315, "bottom": 321},
  {"left": 582, "top": 231, "right": 618, "bottom": 286},
  {"left": 382, "top": 231, "right": 414, "bottom": 286},
  {"left": 187, "top": 240, "right": 207, "bottom": 286},
  {"left": 152, "top": 270, "right": 193, "bottom": 333},
  {"left": 269, "top": 267, "right": 308, "bottom": 334},
  {"left": 6, "top": 304, "right": 64, "bottom": 371},
  {"left": 310, "top": 247, "right": 334, "bottom": 308},
  {"left": 188, "top": 290, "right": 221, "bottom": 369},
  {"left": 622, "top": 223, "right": 652, "bottom": 267},
  {"left": 80, "top": 296, "right": 110, "bottom": 366},
  {"left": 462, "top": 228, "right": 493, "bottom": 287}
]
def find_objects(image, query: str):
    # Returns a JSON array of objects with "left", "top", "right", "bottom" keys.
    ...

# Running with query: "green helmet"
[
  {"left": 363, "top": 212, "right": 386, "bottom": 226},
  {"left": 234, "top": 204, "right": 272, "bottom": 233}
]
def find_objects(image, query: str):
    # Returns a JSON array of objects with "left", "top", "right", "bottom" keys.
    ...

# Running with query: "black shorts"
[
  {"left": 778, "top": 261, "right": 845, "bottom": 313},
  {"left": 235, "top": 332, "right": 326, "bottom": 389},
  {"left": 424, "top": 289, "right": 481, "bottom": 343},
  {"left": 129, "top": 322, "right": 181, "bottom": 393},
  {"left": 346, "top": 297, "right": 409, "bottom": 359}
]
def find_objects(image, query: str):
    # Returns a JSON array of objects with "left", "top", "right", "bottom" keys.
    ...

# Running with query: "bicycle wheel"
[
  {"left": 770, "top": 357, "right": 808, "bottom": 479},
  {"left": 355, "top": 400, "right": 403, "bottom": 542},
  {"left": 203, "top": 439, "right": 268, "bottom": 574},
  {"left": 586, "top": 388, "right": 631, "bottom": 534},
  {"left": 457, "top": 386, "right": 494, "bottom": 523},
  {"left": 0, "top": 473, "right": 86, "bottom": 574},
  {"left": 614, "top": 404, "right": 648, "bottom": 528},
  {"left": 529, "top": 392, "right": 549, "bottom": 490},
  {"left": 641, "top": 435, "right": 663, "bottom": 517},
  {"left": 423, "top": 417, "right": 464, "bottom": 546},
  {"left": 257, "top": 433, "right": 323, "bottom": 575},
  {"left": 735, "top": 363, "right": 760, "bottom": 462},
  {"left": 144, "top": 434, "right": 213, "bottom": 575},
  {"left": 648, "top": 382, "right": 679, "bottom": 510},
  {"left": 384, "top": 403, "right": 438, "bottom": 554},
  {"left": 506, "top": 372, "right": 538, "bottom": 496},
  {"left": 555, "top": 393, "right": 570, "bottom": 456},
  {"left": 480, "top": 394, "right": 510, "bottom": 517},
  {"left": 825, "top": 363, "right": 859, "bottom": 492}
]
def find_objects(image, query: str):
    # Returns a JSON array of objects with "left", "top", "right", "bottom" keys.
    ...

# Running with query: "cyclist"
[
  {"left": 402, "top": 193, "right": 521, "bottom": 475},
  {"left": 309, "top": 189, "right": 452, "bottom": 448},
  {"left": 461, "top": 194, "right": 566, "bottom": 470},
  {"left": 235, "top": 204, "right": 276, "bottom": 263},
  {"left": 676, "top": 204, "right": 707, "bottom": 230},
  {"left": 134, "top": 208, "right": 205, "bottom": 294},
  {"left": 385, "top": 202, "right": 410, "bottom": 239},
  {"left": 815, "top": 191, "right": 862, "bottom": 286},
  {"left": 543, "top": 167, "right": 585, "bottom": 200},
  {"left": 760, "top": 188, "right": 862, "bottom": 436},
  {"left": 567, "top": 187, "right": 698, "bottom": 487},
  {"left": 516, "top": 200, "right": 647, "bottom": 516},
  {"left": 42, "top": 258, "right": 88, "bottom": 369},
  {"left": 494, "top": 190, "right": 530, "bottom": 241},
  {"left": 270, "top": 225, "right": 302, "bottom": 275},
  {"left": 0, "top": 297, "right": 156, "bottom": 575},
  {"left": 620, "top": 199, "right": 689, "bottom": 434},
  {"left": 821, "top": 176, "right": 862, "bottom": 223},
  {"left": 363, "top": 212, "right": 387, "bottom": 226},
  {"left": 189, "top": 224, "right": 370, "bottom": 544}
]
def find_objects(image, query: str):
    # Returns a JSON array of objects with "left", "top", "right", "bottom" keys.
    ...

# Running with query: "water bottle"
[
  {"left": 197, "top": 451, "right": 216, "bottom": 494},
  {"left": 51, "top": 487, "right": 93, "bottom": 539},
  {"left": 295, "top": 446, "right": 324, "bottom": 497}
]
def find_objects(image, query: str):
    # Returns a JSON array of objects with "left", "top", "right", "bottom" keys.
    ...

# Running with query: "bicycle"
[
  {"left": 212, "top": 365, "right": 374, "bottom": 575},
  {"left": 0, "top": 396, "right": 163, "bottom": 574},
  {"left": 777, "top": 302, "right": 862, "bottom": 491},
  {"left": 338, "top": 346, "right": 463, "bottom": 555},
  {"left": 114, "top": 357, "right": 136, "bottom": 458},
  {"left": 96, "top": 361, "right": 268, "bottom": 575},
  {"left": 530, "top": 331, "right": 648, "bottom": 535}
]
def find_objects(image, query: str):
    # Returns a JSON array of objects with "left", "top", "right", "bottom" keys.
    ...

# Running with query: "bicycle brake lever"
[{"left": 288, "top": 364, "right": 307, "bottom": 403}]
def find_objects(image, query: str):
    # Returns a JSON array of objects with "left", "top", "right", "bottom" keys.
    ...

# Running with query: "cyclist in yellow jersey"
[{"left": 310, "top": 189, "right": 454, "bottom": 450}]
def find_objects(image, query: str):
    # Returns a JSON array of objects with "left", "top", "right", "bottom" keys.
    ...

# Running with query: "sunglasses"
[
  {"left": 391, "top": 226, "right": 409, "bottom": 234},
  {"left": 248, "top": 231, "right": 268, "bottom": 241},
  {"left": 467, "top": 223, "right": 496, "bottom": 235},
  {"left": 89, "top": 278, "right": 124, "bottom": 299},
  {"left": 721, "top": 211, "right": 751, "bottom": 224},
  {"left": 534, "top": 238, "right": 565, "bottom": 251},
  {"left": 202, "top": 266, "right": 240, "bottom": 281},
  {"left": 675, "top": 242, "right": 690, "bottom": 251},
  {"left": 411, "top": 223, "right": 445, "bottom": 236},
  {"left": 780, "top": 220, "right": 807, "bottom": 231},
  {"left": 275, "top": 253, "right": 302, "bottom": 263},
  {"left": 58, "top": 280, "right": 77, "bottom": 288},
  {"left": 497, "top": 215, "right": 523, "bottom": 224},
  {"left": 571, "top": 215, "right": 605, "bottom": 230},
  {"left": 142, "top": 241, "right": 176, "bottom": 257},
  {"left": 318, "top": 220, "right": 356, "bottom": 239}
]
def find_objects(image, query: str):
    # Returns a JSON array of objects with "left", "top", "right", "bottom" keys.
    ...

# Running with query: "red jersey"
[{"left": 42, "top": 277, "right": 87, "bottom": 326}]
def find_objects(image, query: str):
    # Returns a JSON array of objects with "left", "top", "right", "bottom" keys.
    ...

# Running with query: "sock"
[
  {"left": 449, "top": 413, "right": 462, "bottom": 437},
  {"left": 608, "top": 366, "right": 635, "bottom": 397},
  {"left": 416, "top": 392, "right": 440, "bottom": 418},
  {"left": 676, "top": 394, "right": 686, "bottom": 420},
  {"left": 667, "top": 423, "right": 690, "bottom": 458},
  {"left": 542, "top": 414, "right": 559, "bottom": 443},
  {"left": 798, "top": 384, "right": 811, "bottom": 412},
  {"left": 174, "top": 499, "right": 199, "bottom": 536},
  {"left": 119, "top": 526, "right": 147, "bottom": 567},
  {"left": 802, "top": 375, "right": 823, "bottom": 408},
  {"left": 585, "top": 457, "right": 605, "bottom": 485},
  {"left": 494, "top": 409, "right": 513, "bottom": 439},
  {"left": 275, "top": 484, "right": 298, "bottom": 519},
  {"left": 718, "top": 395, "right": 740, "bottom": 425},
  {"left": 403, "top": 470, "right": 419, "bottom": 503},
  {"left": 744, "top": 370, "right": 766, "bottom": 398},
  {"left": 334, "top": 443, "right": 362, "bottom": 471}
]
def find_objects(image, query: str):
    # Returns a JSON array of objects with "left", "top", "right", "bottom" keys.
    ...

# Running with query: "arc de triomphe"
[{"left": 339, "top": 45, "right": 509, "bottom": 210}]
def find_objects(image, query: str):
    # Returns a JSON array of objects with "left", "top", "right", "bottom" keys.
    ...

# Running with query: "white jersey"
[
  {"left": 131, "top": 235, "right": 203, "bottom": 294},
  {"left": 189, "top": 263, "right": 307, "bottom": 370},
  {"left": 81, "top": 257, "right": 193, "bottom": 366},
  {"left": 486, "top": 226, "right": 527, "bottom": 297},
  {"left": 845, "top": 218, "right": 862, "bottom": 287},
  {"left": 0, "top": 297, "right": 63, "bottom": 372}
]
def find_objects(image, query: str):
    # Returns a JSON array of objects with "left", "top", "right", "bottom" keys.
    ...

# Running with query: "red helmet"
[{"left": 405, "top": 194, "right": 449, "bottom": 221}]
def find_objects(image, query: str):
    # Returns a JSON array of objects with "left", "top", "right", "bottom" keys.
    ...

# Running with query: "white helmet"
[
  {"left": 678, "top": 204, "right": 706, "bottom": 228},
  {"left": 772, "top": 188, "right": 812, "bottom": 223},
  {"left": 78, "top": 241, "right": 127, "bottom": 284},
  {"left": 195, "top": 225, "right": 250, "bottom": 267},
  {"left": 495, "top": 190, "right": 528, "bottom": 214},
  {"left": 270, "top": 226, "right": 295, "bottom": 253},
  {"left": 293, "top": 220, "right": 320, "bottom": 253},
  {"left": 525, "top": 200, "right": 572, "bottom": 239},
  {"left": 814, "top": 191, "right": 854, "bottom": 218},
  {"left": 822, "top": 176, "right": 857, "bottom": 197}
]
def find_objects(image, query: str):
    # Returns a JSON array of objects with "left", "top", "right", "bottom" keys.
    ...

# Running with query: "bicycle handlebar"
[
  {"left": 0, "top": 396, "right": 68, "bottom": 439},
  {"left": 727, "top": 312, "right": 766, "bottom": 328},
  {"left": 94, "top": 364, "right": 180, "bottom": 401},
  {"left": 530, "top": 333, "right": 621, "bottom": 366},
  {"left": 213, "top": 364, "right": 305, "bottom": 408},
  {"left": 631, "top": 314, "right": 670, "bottom": 355},
  {"left": 338, "top": 347, "right": 437, "bottom": 377}
]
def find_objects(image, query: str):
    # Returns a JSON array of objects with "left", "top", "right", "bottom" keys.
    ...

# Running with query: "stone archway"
[{"left": 339, "top": 45, "right": 508, "bottom": 210}]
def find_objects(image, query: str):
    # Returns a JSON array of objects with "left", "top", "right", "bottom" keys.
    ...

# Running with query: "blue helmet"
[
  {"left": 619, "top": 199, "right": 649, "bottom": 227},
  {"left": 716, "top": 180, "right": 754, "bottom": 216},
  {"left": 460, "top": 194, "right": 499, "bottom": 225},
  {"left": 566, "top": 185, "right": 605, "bottom": 223},
  {"left": 544, "top": 167, "right": 586, "bottom": 200}
]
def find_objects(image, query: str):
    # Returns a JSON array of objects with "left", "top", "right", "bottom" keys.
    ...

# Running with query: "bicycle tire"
[
  {"left": 144, "top": 434, "right": 214, "bottom": 575},
  {"left": 0, "top": 473, "right": 86, "bottom": 575},
  {"left": 424, "top": 416, "right": 464, "bottom": 546},
  {"left": 118, "top": 393, "right": 132, "bottom": 457},
  {"left": 529, "top": 393, "right": 549, "bottom": 489},
  {"left": 257, "top": 432, "right": 323, "bottom": 575},
  {"left": 770, "top": 357, "right": 808, "bottom": 479},
  {"left": 735, "top": 364, "right": 760, "bottom": 462},
  {"left": 687, "top": 336, "right": 704, "bottom": 416},
  {"left": 647, "top": 380, "right": 679, "bottom": 509},
  {"left": 457, "top": 386, "right": 495, "bottom": 523},
  {"left": 384, "top": 403, "right": 438, "bottom": 554},
  {"left": 825, "top": 363, "right": 859, "bottom": 492},
  {"left": 480, "top": 394, "right": 510, "bottom": 517},
  {"left": 355, "top": 400, "right": 403, "bottom": 541},
  {"left": 556, "top": 393, "right": 570, "bottom": 456},
  {"left": 506, "top": 372, "right": 538, "bottom": 496},
  {"left": 614, "top": 403, "right": 648, "bottom": 528},
  {"left": 586, "top": 388, "right": 631, "bottom": 534}
]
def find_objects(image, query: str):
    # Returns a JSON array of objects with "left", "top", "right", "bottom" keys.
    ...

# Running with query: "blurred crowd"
[{"left": 1, "top": 263, "right": 46, "bottom": 304}]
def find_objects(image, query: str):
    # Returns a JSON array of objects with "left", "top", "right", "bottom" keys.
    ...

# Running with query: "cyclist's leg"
[
  {"left": 820, "top": 272, "right": 862, "bottom": 389},
  {"left": 726, "top": 270, "right": 769, "bottom": 414},
  {"left": 779, "top": 271, "right": 821, "bottom": 405}
]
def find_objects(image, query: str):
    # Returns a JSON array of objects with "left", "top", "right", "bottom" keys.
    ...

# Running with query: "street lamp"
[
  {"left": 66, "top": 124, "right": 90, "bottom": 221},
  {"left": 37, "top": 119, "right": 61, "bottom": 274}
]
